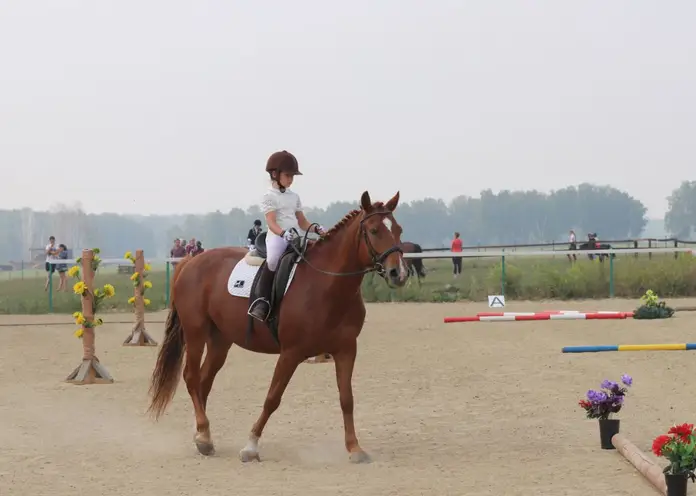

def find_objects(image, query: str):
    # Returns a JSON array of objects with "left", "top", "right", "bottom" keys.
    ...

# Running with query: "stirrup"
[{"left": 248, "top": 297, "right": 270, "bottom": 322}]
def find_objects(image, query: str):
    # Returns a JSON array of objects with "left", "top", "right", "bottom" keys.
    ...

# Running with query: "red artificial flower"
[
  {"left": 652, "top": 435, "right": 672, "bottom": 457},
  {"left": 668, "top": 423, "right": 695, "bottom": 442},
  {"left": 578, "top": 400, "right": 591, "bottom": 409}
]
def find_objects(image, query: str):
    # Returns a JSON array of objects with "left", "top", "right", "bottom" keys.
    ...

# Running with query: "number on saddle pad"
[{"left": 227, "top": 257, "right": 298, "bottom": 299}]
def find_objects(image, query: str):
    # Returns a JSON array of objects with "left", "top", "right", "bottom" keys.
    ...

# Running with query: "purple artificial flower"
[
  {"left": 601, "top": 379, "right": 618, "bottom": 390},
  {"left": 580, "top": 375, "right": 632, "bottom": 419},
  {"left": 587, "top": 390, "right": 608, "bottom": 403}
]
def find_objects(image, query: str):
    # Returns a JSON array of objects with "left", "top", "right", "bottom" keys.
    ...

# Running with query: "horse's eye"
[{"left": 370, "top": 228, "right": 378, "bottom": 235}]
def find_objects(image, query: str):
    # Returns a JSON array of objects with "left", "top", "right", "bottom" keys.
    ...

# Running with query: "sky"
[{"left": 1, "top": 0, "right": 694, "bottom": 218}]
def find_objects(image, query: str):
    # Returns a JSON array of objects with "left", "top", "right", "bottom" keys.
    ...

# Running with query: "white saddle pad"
[{"left": 227, "top": 257, "right": 299, "bottom": 299}]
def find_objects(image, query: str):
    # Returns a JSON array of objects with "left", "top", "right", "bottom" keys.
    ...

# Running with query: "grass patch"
[{"left": 1, "top": 253, "right": 694, "bottom": 314}]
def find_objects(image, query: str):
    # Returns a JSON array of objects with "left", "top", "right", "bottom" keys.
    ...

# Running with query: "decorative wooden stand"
[
  {"left": 123, "top": 249, "right": 158, "bottom": 347},
  {"left": 65, "top": 249, "right": 114, "bottom": 385}
]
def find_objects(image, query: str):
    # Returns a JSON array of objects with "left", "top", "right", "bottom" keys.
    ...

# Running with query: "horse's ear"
[
  {"left": 385, "top": 191, "right": 400, "bottom": 211},
  {"left": 360, "top": 191, "right": 372, "bottom": 211}
]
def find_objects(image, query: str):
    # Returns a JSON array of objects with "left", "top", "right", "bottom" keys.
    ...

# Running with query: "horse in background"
[
  {"left": 400, "top": 241, "right": 426, "bottom": 285},
  {"left": 579, "top": 233, "right": 615, "bottom": 262}
]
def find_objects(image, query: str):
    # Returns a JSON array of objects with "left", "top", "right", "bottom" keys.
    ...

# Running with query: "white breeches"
[{"left": 265, "top": 234, "right": 288, "bottom": 271}]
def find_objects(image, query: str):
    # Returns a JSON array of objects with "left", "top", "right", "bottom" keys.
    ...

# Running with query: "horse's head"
[{"left": 358, "top": 190, "right": 408, "bottom": 288}]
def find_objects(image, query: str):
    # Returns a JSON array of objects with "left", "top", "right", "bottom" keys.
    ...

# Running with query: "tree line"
[{"left": 2, "top": 180, "right": 695, "bottom": 264}]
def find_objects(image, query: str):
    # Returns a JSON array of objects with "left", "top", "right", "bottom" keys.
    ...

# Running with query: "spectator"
[
  {"left": 170, "top": 238, "right": 187, "bottom": 266},
  {"left": 44, "top": 235, "right": 58, "bottom": 291},
  {"left": 567, "top": 229, "right": 577, "bottom": 263},
  {"left": 56, "top": 244, "right": 69, "bottom": 291},
  {"left": 247, "top": 219, "right": 263, "bottom": 249},
  {"left": 191, "top": 240, "right": 205, "bottom": 257},
  {"left": 185, "top": 237, "right": 197, "bottom": 255},
  {"left": 451, "top": 232, "right": 463, "bottom": 278}
]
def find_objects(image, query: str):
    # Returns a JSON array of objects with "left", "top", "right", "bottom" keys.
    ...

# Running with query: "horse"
[
  {"left": 147, "top": 191, "right": 408, "bottom": 464},
  {"left": 400, "top": 241, "right": 426, "bottom": 285},
  {"left": 578, "top": 233, "right": 615, "bottom": 262}
]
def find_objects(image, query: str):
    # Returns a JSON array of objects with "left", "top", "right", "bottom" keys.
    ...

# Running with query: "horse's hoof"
[
  {"left": 239, "top": 449, "right": 261, "bottom": 463},
  {"left": 195, "top": 441, "right": 215, "bottom": 456},
  {"left": 349, "top": 451, "right": 372, "bottom": 464}
]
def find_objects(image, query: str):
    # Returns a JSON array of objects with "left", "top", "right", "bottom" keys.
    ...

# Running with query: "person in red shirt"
[{"left": 451, "top": 232, "right": 463, "bottom": 277}]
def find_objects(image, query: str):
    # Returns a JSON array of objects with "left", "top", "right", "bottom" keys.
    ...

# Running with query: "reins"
[{"left": 285, "top": 212, "right": 403, "bottom": 279}]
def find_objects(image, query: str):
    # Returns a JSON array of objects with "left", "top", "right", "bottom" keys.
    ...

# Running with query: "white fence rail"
[
  {"left": 406, "top": 247, "right": 693, "bottom": 259},
  {"left": 44, "top": 246, "right": 693, "bottom": 266}
]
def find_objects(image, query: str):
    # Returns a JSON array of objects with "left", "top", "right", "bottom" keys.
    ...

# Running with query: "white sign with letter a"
[{"left": 488, "top": 295, "right": 505, "bottom": 308}]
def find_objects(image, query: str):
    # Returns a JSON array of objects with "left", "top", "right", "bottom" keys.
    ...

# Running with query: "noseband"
[{"left": 287, "top": 212, "right": 403, "bottom": 278}]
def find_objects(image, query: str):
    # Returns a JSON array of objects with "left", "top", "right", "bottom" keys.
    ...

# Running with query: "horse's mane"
[{"left": 311, "top": 202, "right": 386, "bottom": 248}]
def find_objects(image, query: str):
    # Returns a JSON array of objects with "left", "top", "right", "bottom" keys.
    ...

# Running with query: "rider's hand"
[
  {"left": 314, "top": 225, "right": 326, "bottom": 236},
  {"left": 282, "top": 230, "right": 296, "bottom": 242}
]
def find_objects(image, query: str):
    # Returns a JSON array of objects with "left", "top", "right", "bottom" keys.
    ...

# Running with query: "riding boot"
[{"left": 248, "top": 264, "right": 275, "bottom": 322}]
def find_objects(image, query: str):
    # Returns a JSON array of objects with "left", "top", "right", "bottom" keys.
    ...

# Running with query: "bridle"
[{"left": 287, "top": 210, "right": 403, "bottom": 279}]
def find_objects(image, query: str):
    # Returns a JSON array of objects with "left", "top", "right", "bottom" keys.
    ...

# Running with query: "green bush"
[
  {"left": 358, "top": 253, "right": 696, "bottom": 304},
  {"left": 632, "top": 289, "right": 676, "bottom": 319}
]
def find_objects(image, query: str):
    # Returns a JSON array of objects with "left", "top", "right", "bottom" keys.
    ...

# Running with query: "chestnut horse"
[{"left": 147, "top": 191, "right": 408, "bottom": 463}]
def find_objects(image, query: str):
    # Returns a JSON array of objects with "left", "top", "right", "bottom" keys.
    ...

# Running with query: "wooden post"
[
  {"left": 123, "top": 249, "right": 158, "bottom": 346},
  {"left": 612, "top": 434, "right": 667, "bottom": 495},
  {"left": 66, "top": 249, "right": 114, "bottom": 385}
]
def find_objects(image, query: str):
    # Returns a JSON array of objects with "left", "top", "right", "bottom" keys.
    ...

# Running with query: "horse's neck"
[{"left": 306, "top": 216, "right": 367, "bottom": 289}]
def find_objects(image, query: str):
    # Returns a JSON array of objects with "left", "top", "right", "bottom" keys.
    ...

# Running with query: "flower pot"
[
  {"left": 665, "top": 473, "right": 689, "bottom": 496},
  {"left": 598, "top": 418, "right": 620, "bottom": 449}
]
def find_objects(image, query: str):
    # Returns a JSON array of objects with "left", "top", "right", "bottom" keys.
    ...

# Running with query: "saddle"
[
  {"left": 246, "top": 231, "right": 307, "bottom": 344},
  {"left": 252, "top": 231, "right": 268, "bottom": 259}
]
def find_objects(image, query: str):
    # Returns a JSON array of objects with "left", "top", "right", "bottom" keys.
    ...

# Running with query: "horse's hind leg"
[
  {"left": 182, "top": 329, "right": 215, "bottom": 456},
  {"left": 200, "top": 331, "right": 231, "bottom": 411}
]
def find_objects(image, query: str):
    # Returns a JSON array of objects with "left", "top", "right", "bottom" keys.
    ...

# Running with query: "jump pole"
[
  {"left": 612, "top": 434, "right": 667, "bottom": 495},
  {"left": 445, "top": 312, "right": 632, "bottom": 323},
  {"left": 65, "top": 249, "right": 114, "bottom": 385},
  {"left": 476, "top": 311, "right": 625, "bottom": 317},
  {"left": 562, "top": 343, "right": 696, "bottom": 353},
  {"left": 123, "top": 249, "right": 158, "bottom": 346}
]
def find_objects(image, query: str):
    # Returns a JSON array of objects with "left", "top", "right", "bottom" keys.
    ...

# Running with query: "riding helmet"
[{"left": 265, "top": 150, "right": 302, "bottom": 175}]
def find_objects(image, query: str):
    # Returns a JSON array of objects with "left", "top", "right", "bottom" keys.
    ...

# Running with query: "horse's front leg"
[
  {"left": 333, "top": 341, "right": 371, "bottom": 463},
  {"left": 239, "top": 349, "right": 303, "bottom": 462}
]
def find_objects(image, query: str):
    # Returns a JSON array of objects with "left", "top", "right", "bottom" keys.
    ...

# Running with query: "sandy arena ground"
[{"left": 1, "top": 298, "right": 696, "bottom": 496}]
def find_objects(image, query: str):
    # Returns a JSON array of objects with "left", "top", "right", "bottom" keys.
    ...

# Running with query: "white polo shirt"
[
  {"left": 260, "top": 187, "right": 302, "bottom": 238},
  {"left": 46, "top": 242, "right": 57, "bottom": 262}
]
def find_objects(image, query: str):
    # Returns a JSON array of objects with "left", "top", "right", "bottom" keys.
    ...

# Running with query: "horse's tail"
[
  {"left": 147, "top": 257, "right": 192, "bottom": 419},
  {"left": 147, "top": 306, "right": 185, "bottom": 419},
  {"left": 168, "top": 255, "right": 192, "bottom": 307}
]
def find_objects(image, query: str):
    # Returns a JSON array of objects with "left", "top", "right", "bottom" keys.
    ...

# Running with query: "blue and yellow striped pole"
[{"left": 562, "top": 343, "right": 696, "bottom": 353}]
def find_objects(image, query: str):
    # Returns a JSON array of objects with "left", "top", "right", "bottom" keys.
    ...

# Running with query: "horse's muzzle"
[{"left": 387, "top": 265, "right": 408, "bottom": 288}]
